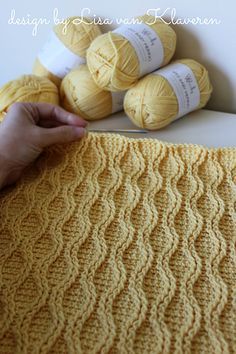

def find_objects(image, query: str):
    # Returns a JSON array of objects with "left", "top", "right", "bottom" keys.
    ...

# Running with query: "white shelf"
[{"left": 87, "top": 109, "right": 236, "bottom": 148}]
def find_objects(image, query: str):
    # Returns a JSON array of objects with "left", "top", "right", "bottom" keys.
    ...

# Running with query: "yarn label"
[
  {"left": 111, "top": 91, "right": 126, "bottom": 113},
  {"left": 113, "top": 23, "right": 164, "bottom": 77},
  {"left": 37, "top": 31, "right": 86, "bottom": 79},
  {"left": 154, "top": 63, "right": 200, "bottom": 119}
]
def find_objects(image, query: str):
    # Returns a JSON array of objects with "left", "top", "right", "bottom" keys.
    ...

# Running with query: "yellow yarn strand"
[
  {"left": 87, "top": 15, "right": 177, "bottom": 92},
  {"left": 33, "top": 17, "right": 102, "bottom": 86},
  {"left": 0, "top": 75, "right": 59, "bottom": 122},
  {"left": 124, "top": 59, "right": 213, "bottom": 130}
]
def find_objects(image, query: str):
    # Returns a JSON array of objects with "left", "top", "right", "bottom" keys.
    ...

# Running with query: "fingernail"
[
  {"left": 75, "top": 127, "right": 88, "bottom": 137},
  {"left": 80, "top": 119, "right": 88, "bottom": 127},
  {"left": 69, "top": 114, "right": 88, "bottom": 127}
]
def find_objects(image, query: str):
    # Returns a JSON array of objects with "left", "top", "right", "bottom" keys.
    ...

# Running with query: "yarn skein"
[
  {"left": 33, "top": 17, "right": 102, "bottom": 87},
  {"left": 0, "top": 75, "right": 59, "bottom": 122},
  {"left": 87, "top": 14, "right": 177, "bottom": 92},
  {"left": 60, "top": 65, "right": 125, "bottom": 120},
  {"left": 124, "top": 59, "right": 213, "bottom": 130}
]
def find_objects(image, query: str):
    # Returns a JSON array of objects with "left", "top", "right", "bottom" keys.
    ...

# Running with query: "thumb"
[{"left": 38, "top": 125, "right": 87, "bottom": 148}]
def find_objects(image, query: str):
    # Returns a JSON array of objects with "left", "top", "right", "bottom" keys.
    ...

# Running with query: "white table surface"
[{"left": 87, "top": 109, "right": 236, "bottom": 148}]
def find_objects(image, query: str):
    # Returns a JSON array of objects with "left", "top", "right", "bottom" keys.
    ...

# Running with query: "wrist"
[
  {"left": 0, "top": 127, "right": 18, "bottom": 189},
  {"left": 0, "top": 153, "right": 12, "bottom": 189},
  {"left": 0, "top": 157, "right": 11, "bottom": 190},
  {"left": 0, "top": 154, "right": 21, "bottom": 190}
]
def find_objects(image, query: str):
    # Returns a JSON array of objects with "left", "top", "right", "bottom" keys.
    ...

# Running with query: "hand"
[{"left": 0, "top": 102, "right": 88, "bottom": 189}]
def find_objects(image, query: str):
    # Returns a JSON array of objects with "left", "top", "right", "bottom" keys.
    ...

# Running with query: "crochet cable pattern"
[{"left": 0, "top": 133, "right": 235, "bottom": 353}]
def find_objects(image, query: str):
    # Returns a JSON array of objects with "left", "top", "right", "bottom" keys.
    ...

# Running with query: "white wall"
[{"left": 0, "top": 0, "right": 236, "bottom": 113}]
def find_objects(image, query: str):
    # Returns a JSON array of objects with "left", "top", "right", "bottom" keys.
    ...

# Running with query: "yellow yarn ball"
[
  {"left": 0, "top": 75, "right": 59, "bottom": 122},
  {"left": 60, "top": 65, "right": 125, "bottom": 120},
  {"left": 33, "top": 16, "right": 102, "bottom": 86},
  {"left": 87, "top": 15, "right": 177, "bottom": 91},
  {"left": 124, "top": 59, "right": 213, "bottom": 130}
]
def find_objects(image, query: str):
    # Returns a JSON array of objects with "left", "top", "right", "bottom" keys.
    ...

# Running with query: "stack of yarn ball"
[{"left": 0, "top": 14, "right": 213, "bottom": 130}]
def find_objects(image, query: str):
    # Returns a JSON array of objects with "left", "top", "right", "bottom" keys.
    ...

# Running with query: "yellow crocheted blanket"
[{"left": 0, "top": 134, "right": 236, "bottom": 354}]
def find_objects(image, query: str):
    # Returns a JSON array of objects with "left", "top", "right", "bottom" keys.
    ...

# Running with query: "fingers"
[
  {"left": 37, "top": 125, "right": 87, "bottom": 148},
  {"left": 16, "top": 102, "right": 88, "bottom": 127},
  {"left": 34, "top": 103, "right": 88, "bottom": 127},
  {"left": 38, "top": 120, "right": 65, "bottom": 128}
]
